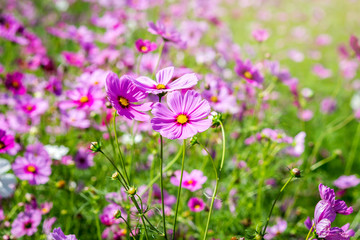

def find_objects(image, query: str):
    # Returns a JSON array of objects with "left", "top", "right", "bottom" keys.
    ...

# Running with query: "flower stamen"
[
  {"left": 244, "top": 71, "right": 253, "bottom": 79},
  {"left": 119, "top": 97, "right": 130, "bottom": 108},
  {"left": 156, "top": 84, "right": 166, "bottom": 90},
  {"left": 176, "top": 114, "right": 188, "bottom": 124}
]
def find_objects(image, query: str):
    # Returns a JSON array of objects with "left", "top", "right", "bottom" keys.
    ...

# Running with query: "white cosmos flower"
[
  {"left": 0, "top": 158, "right": 17, "bottom": 198},
  {"left": 44, "top": 145, "right": 69, "bottom": 160}
]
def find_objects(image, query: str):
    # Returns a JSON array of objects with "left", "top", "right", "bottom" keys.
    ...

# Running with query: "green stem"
[
  {"left": 120, "top": 216, "right": 137, "bottom": 240},
  {"left": 159, "top": 134, "right": 168, "bottom": 239},
  {"left": 99, "top": 150, "right": 128, "bottom": 190},
  {"left": 310, "top": 154, "right": 337, "bottom": 171},
  {"left": 172, "top": 140, "right": 186, "bottom": 240},
  {"left": 130, "top": 196, "right": 150, "bottom": 240},
  {"left": 203, "top": 121, "right": 226, "bottom": 240},
  {"left": 262, "top": 176, "right": 294, "bottom": 235},
  {"left": 95, "top": 213, "right": 102, "bottom": 240},
  {"left": 345, "top": 123, "right": 360, "bottom": 174},
  {"left": 305, "top": 223, "right": 315, "bottom": 240},
  {"left": 113, "top": 113, "right": 130, "bottom": 185},
  {"left": 153, "top": 41, "right": 165, "bottom": 77}
]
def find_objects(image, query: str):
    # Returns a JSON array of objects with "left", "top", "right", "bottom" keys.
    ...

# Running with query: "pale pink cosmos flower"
[
  {"left": 170, "top": 169, "right": 207, "bottom": 192},
  {"left": 151, "top": 90, "right": 212, "bottom": 140},
  {"left": 134, "top": 66, "right": 198, "bottom": 95},
  {"left": 252, "top": 28, "right": 269, "bottom": 42},
  {"left": 264, "top": 218, "right": 287, "bottom": 239},
  {"left": 333, "top": 175, "right": 360, "bottom": 189}
]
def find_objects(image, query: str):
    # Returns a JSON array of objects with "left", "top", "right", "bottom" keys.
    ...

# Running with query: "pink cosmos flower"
[
  {"left": 59, "top": 86, "right": 104, "bottom": 111},
  {"left": 151, "top": 90, "right": 212, "bottom": 140},
  {"left": 74, "top": 148, "right": 94, "bottom": 169},
  {"left": 105, "top": 73, "right": 152, "bottom": 121},
  {"left": 264, "top": 218, "right": 287, "bottom": 239},
  {"left": 5, "top": 72, "right": 26, "bottom": 95},
  {"left": 321, "top": 98, "right": 337, "bottom": 114},
  {"left": 235, "top": 59, "right": 264, "bottom": 87},
  {"left": 349, "top": 35, "right": 360, "bottom": 59},
  {"left": 62, "top": 109, "right": 91, "bottom": 129},
  {"left": 50, "top": 227, "right": 77, "bottom": 240},
  {"left": 134, "top": 66, "right": 198, "bottom": 94},
  {"left": 148, "top": 21, "right": 184, "bottom": 46},
  {"left": 285, "top": 131, "right": 306, "bottom": 157},
  {"left": 16, "top": 95, "right": 48, "bottom": 118},
  {"left": 333, "top": 175, "right": 360, "bottom": 189},
  {"left": 12, "top": 154, "right": 51, "bottom": 185},
  {"left": 170, "top": 169, "right": 207, "bottom": 192},
  {"left": 252, "top": 29, "right": 269, "bottom": 42},
  {"left": 11, "top": 209, "right": 42, "bottom": 238},
  {"left": 188, "top": 197, "right": 205, "bottom": 212},
  {"left": 312, "top": 64, "right": 333, "bottom": 79},
  {"left": 135, "top": 39, "right": 157, "bottom": 53},
  {"left": 0, "top": 129, "right": 15, "bottom": 153},
  {"left": 62, "top": 51, "right": 85, "bottom": 67}
]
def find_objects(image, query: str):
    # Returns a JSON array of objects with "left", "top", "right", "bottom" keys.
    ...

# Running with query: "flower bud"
[
  {"left": 113, "top": 209, "right": 122, "bottom": 219},
  {"left": 291, "top": 168, "right": 301, "bottom": 178},
  {"left": 210, "top": 111, "right": 222, "bottom": 127},
  {"left": 105, "top": 102, "right": 112, "bottom": 109},
  {"left": 90, "top": 142, "right": 101, "bottom": 152},
  {"left": 255, "top": 234, "right": 263, "bottom": 240},
  {"left": 111, "top": 172, "right": 119, "bottom": 180},
  {"left": 190, "top": 136, "right": 199, "bottom": 146},
  {"left": 127, "top": 186, "right": 137, "bottom": 195}
]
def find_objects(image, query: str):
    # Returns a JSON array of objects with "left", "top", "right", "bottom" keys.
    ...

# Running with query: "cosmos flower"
[
  {"left": 151, "top": 90, "right": 212, "bottom": 140},
  {"left": 188, "top": 197, "right": 205, "bottom": 212},
  {"left": 0, "top": 158, "right": 17, "bottom": 198},
  {"left": 148, "top": 21, "right": 184, "bottom": 46},
  {"left": 333, "top": 175, "right": 360, "bottom": 189},
  {"left": 252, "top": 28, "right": 269, "bottom": 42},
  {"left": 12, "top": 154, "right": 51, "bottom": 185},
  {"left": 50, "top": 227, "right": 77, "bottom": 240},
  {"left": 285, "top": 131, "right": 306, "bottom": 157},
  {"left": 349, "top": 35, "right": 360, "bottom": 59},
  {"left": 74, "top": 148, "right": 94, "bottom": 169},
  {"left": 59, "top": 86, "right": 104, "bottom": 111},
  {"left": 134, "top": 66, "right": 198, "bottom": 94},
  {"left": 0, "top": 129, "right": 15, "bottom": 153},
  {"left": 11, "top": 209, "right": 42, "bottom": 238},
  {"left": 62, "top": 109, "right": 91, "bottom": 129},
  {"left": 43, "top": 217, "right": 57, "bottom": 235},
  {"left": 320, "top": 98, "right": 337, "bottom": 114},
  {"left": 105, "top": 73, "right": 152, "bottom": 121},
  {"left": 135, "top": 39, "right": 157, "bottom": 53},
  {"left": 264, "top": 218, "right": 287, "bottom": 239},
  {"left": 99, "top": 203, "right": 125, "bottom": 226},
  {"left": 170, "top": 169, "right": 207, "bottom": 192},
  {"left": 16, "top": 95, "right": 49, "bottom": 118},
  {"left": 235, "top": 59, "right": 263, "bottom": 87},
  {"left": 62, "top": 51, "right": 85, "bottom": 68},
  {"left": 5, "top": 72, "right": 26, "bottom": 95}
]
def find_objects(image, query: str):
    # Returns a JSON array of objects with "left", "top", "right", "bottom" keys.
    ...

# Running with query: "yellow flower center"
[
  {"left": 79, "top": 96, "right": 89, "bottom": 103},
  {"left": 12, "top": 81, "right": 19, "bottom": 88},
  {"left": 42, "top": 208, "right": 48, "bottom": 214},
  {"left": 244, "top": 71, "right": 253, "bottom": 79},
  {"left": 156, "top": 84, "right": 166, "bottom": 90},
  {"left": 141, "top": 46, "right": 148, "bottom": 52},
  {"left": 27, "top": 165, "right": 36, "bottom": 173},
  {"left": 26, "top": 105, "right": 34, "bottom": 111},
  {"left": 119, "top": 97, "right": 129, "bottom": 107},
  {"left": 194, "top": 205, "right": 201, "bottom": 209},
  {"left": 94, "top": 81, "right": 99, "bottom": 85},
  {"left": 210, "top": 96, "right": 218, "bottom": 103},
  {"left": 187, "top": 180, "right": 193, "bottom": 184},
  {"left": 176, "top": 114, "right": 188, "bottom": 124}
]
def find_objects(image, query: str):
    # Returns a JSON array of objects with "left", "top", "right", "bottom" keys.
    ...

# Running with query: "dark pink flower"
[
  {"left": 62, "top": 51, "right": 85, "bottom": 68},
  {"left": 151, "top": 90, "right": 212, "bottom": 139},
  {"left": 5, "top": 72, "right": 26, "bottom": 95},
  {"left": 235, "top": 59, "right": 263, "bottom": 87},
  {"left": 74, "top": 148, "right": 94, "bottom": 169},
  {"left": 105, "top": 73, "right": 152, "bottom": 121},
  {"left": 0, "top": 129, "right": 15, "bottom": 153},
  {"left": 135, "top": 39, "right": 157, "bottom": 53},
  {"left": 188, "top": 197, "right": 205, "bottom": 212}
]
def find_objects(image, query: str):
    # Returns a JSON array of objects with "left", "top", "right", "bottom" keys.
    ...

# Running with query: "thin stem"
[
  {"left": 305, "top": 223, "right": 315, "bottom": 240},
  {"left": 99, "top": 150, "right": 128, "bottom": 190},
  {"left": 172, "top": 140, "right": 186, "bottom": 240},
  {"left": 153, "top": 41, "right": 165, "bottom": 77},
  {"left": 113, "top": 113, "right": 130, "bottom": 185},
  {"left": 203, "top": 121, "right": 226, "bottom": 240},
  {"left": 120, "top": 216, "right": 137, "bottom": 240},
  {"left": 130, "top": 196, "right": 150, "bottom": 240},
  {"left": 345, "top": 122, "right": 360, "bottom": 174},
  {"left": 262, "top": 176, "right": 294, "bottom": 235},
  {"left": 95, "top": 213, "right": 102, "bottom": 240}
]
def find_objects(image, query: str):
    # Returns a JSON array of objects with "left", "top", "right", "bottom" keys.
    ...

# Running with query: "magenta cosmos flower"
[
  {"left": 59, "top": 86, "right": 104, "bottom": 111},
  {"left": 105, "top": 73, "right": 152, "bottom": 121},
  {"left": 151, "top": 90, "right": 212, "bottom": 139},
  {"left": 188, "top": 197, "right": 205, "bottom": 212},
  {"left": 235, "top": 59, "right": 264, "bottom": 87},
  {"left": 50, "top": 227, "right": 77, "bottom": 240},
  {"left": 5, "top": 71, "right": 26, "bottom": 95},
  {"left": 11, "top": 209, "right": 42, "bottom": 238},
  {"left": 0, "top": 129, "right": 15, "bottom": 153},
  {"left": 12, "top": 154, "right": 51, "bottom": 185},
  {"left": 134, "top": 66, "right": 198, "bottom": 94},
  {"left": 170, "top": 169, "right": 207, "bottom": 192},
  {"left": 135, "top": 39, "right": 157, "bottom": 53}
]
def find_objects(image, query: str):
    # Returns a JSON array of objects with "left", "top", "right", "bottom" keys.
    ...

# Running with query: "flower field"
[{"left": 0, "top": 0, "right": 360, "bottom": 239}]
